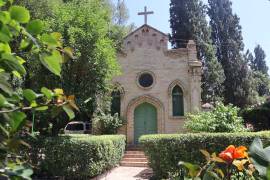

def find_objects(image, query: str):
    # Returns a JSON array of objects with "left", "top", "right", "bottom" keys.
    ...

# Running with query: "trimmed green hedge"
[
  {"left": 139, "top": 132, "right": 270, "bottom": 179},
  {"left": 26, "top": 135, "right": 125, "bottom": 179}
]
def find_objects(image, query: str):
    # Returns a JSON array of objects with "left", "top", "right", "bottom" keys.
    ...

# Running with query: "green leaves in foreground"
[
  {"left": 26, "top": 20, "right": 43, "bottom": 35},
  {"left": 40, "top": 50, "right": 62, "bottom": 76},
  {"left": 249, "top": 138, "right": 270, "bottom": 177},
  {"left": 9, "top": 6, "right": 30, "bottom": 23}
]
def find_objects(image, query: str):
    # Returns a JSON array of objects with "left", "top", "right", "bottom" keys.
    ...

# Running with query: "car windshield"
[{"left": 66, "top": 123, "right": 84, "bottom": 131}]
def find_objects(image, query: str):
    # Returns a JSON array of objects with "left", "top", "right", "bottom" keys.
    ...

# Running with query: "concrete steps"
[{"left": 120, "top": 147, "right": 149, "bottom": 167}]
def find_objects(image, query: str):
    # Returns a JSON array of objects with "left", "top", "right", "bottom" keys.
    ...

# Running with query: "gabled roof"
[{"left": 124, "top": 24, "right": 169, "bottom": 40}]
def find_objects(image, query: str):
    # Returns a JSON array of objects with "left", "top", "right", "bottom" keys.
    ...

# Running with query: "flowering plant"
[{"left": 179, "top": 145, "right": 256, "bottom": 179}]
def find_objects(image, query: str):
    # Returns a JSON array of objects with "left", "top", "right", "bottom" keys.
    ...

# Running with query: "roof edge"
[{"left": 124, "top": 24, "right": 169, "bottom": 40}]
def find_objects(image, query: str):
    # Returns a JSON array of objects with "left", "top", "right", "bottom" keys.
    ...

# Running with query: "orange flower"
[{"left": 218, "top": 145, "right": 248, "bottom": 163}]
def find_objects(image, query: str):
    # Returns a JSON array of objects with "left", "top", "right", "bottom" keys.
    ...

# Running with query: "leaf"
[
  {"left": 233, "top": 159, "right": 249, "bottom": 171},
  {"left": 63, "top": 104, "right": 75, "bottom": 120},
  {"left": 179, "top": 161, "right": 201, "bottom": 178},
  {"left": 40, "top": 50, "right": 62, "bottom": 76},
  {"left": 9, "top": 6, "right": 30, "bottom": 23},
  {"left": 54, "top": 88, "right": 64, "bottom": 95},
  {"left": 200, "top": 149, "right": 211, "bottom": 161},
  {"left": 12, "top": 70, "right": 21, "bottom": 78},
  {"left": 23, "top": 89, "right": 37, "bottom": 102},
  {"left": 1, "top": 53, "right": 26, "bottom": 75},
  {"left": 41, "top": 87, "right": 53, "bottom": 100},
  {"left": 35, "top": 106, "right": 48, "bottom": 111},
  {"left": 0, "top": 25, "right": 12, "bottom": 42},
  {"left": 26, "top": 19, "right": 43, "bottom": 35},
  {"left": 0, "top": 72, "right": 12, "bottom": 95},
  {"left": 0, "top": 43, "right": 11, "bottom": 53},
  {"left": 267, "top": 166, "right": 270, "bottom": 180},
  {"left": 0, "top": 0, "right": 6, "bottom": 7},
  {"left": 214, "top": 168, "right": 224, "bottom": 179},
  {"left": 9, "top": 112, "right": 26, "bottom": 133},
  {"left": 0, "top": 11, "right": 11, "bottom": 24},
  {"left": 0, "top": 93, "right": 6, "bottom": 106},
  {"left": 203, "top": 171, "right": 221, "bottom": 180},
  {"left": 40, "top": 33, "right": 58, "bottom": 46}
]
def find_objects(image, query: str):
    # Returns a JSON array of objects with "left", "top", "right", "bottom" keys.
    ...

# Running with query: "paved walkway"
[{"left": 92, "top": 167, "right": 153, "bottom": 180}]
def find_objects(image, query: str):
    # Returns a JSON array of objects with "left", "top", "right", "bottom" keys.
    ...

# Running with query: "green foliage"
[
  {"left": 208, "top": 0, "right": 253, "bottom": 108},
  {"left": 139, "top": 132, "right": 270, "bottom": 179},
  {"left": 19, "top": 0, "right": 121, "bottom": 123},
  {"left": 249, "top": 138, "right": 270, "bottom": 177},
  {"left": 0, "top": 2, "right": 76, "bottom": 178},
  {"left": 251, "top": 45, "right": 269, "bottom": 75},
  {"left": 185, "top": 103, "right": 247, "bottom": 133},
  {"left": 169, "top": 0, "right": 225, "bottom": 103},
  {"left": 242, "top": 101, "right": 270, "bottom": 131},
  {"left": 93, "top": 109, "right": 124, "bottom": 134},
  {"left": 25, "top": 135, "right": 125, "bottom": 179}
]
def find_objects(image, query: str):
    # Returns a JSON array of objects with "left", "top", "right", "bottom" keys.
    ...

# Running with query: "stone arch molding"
[
  {"left": 126, "top": 95, "right": 165, "bottom": 144},
  {"left": 168, "top": 79, "right": 189, "bottom": 117},
  {"left": 168, "top": 79, "right": 188, "bottom": 95},
  {"left": 112, "top": 82, "right": 125, "bottom": 96}
]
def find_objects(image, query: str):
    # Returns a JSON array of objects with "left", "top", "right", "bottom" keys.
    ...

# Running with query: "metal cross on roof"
[{"left": 138, "top": 6, "right": 154, "bottom": 25}]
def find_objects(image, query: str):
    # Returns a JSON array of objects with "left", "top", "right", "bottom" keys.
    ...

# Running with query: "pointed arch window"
[
  {"left": 111, "top": 90, "right": 121, "bottom": 116},
  {"left": 172, "top": 85, "right": 184, "bottom": 116}
]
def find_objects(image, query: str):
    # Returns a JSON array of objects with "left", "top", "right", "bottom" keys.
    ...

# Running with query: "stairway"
[{"left": 120, "top": 147, "right": 148, "bottom": 167}]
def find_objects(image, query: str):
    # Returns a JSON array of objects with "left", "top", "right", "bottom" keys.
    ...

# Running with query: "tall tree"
[
  {"left": 16, "top": 0, "right": 121, "bottom": 121},
  {"left": 246, "top": 46, "right": 270, "bottom": 96},
  {"left": 170, "top": 0, "right": 225, "bottom": 103},
  {"left": 251, "top": 45, "right": 269, "bottom": 74},
  {"left": 208, "top": 0, "right": 253, "bottom": 107}
]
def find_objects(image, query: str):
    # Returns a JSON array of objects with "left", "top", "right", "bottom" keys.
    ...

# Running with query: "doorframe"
[{"left": 126, "top": 95, "right": 165, "bottom": 145}]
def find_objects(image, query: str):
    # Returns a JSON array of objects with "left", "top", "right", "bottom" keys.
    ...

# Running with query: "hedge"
[
  {"left": 139, "top": 132, "right": 270, "bottom": 179},
  {"left": 25, "top": 135, "right": 125, "bottom": 179}
]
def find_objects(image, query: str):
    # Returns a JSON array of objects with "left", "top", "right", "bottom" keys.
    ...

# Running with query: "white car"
[{"left": 64, "top": 121, "right": 91, "bottom": 134}]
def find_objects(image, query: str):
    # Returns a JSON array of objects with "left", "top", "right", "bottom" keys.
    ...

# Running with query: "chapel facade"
[{"left": 111, "top": 23, "right": 202, "bottom": 145}]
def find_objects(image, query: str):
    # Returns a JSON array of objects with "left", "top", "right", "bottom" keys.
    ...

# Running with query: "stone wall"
[{"left": 113, "top": 25, "right": 201, "bottom": 144}]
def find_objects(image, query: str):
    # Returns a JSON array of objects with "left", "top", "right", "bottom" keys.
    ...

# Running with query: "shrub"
[
  {"left": 25, "top": 135, "right": 125, "bottom": 179},
  {"left": 139, "top": 132, "right": 270, "bottom": 179},
  {"left": 185, "top": 103, "right": 247, "bottom": 132},
  {"left": 242, "top": 101, "right": 270, "bottom": 131},
  {"left": 93, "top": 109, "right": 124, "bottom": 134}
]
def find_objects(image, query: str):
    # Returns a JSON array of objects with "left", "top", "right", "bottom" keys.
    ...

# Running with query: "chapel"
[{"left": 111, "top": 7, "right": 202, "bottom": 144}]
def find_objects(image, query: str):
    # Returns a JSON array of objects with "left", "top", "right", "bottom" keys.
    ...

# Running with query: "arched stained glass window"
[
  {"left": 172, "top": 85, "right": 184, "bottom": 116},
  {"left": 111, "top": 90, "right": 121, "bottom": 116}
]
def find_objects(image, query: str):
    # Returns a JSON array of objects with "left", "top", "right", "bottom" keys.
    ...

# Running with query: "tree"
[
  {"left": 170, "top": 0, "right": 224, "bottom": 103},
  {"left": 0, "top": 2, "right": 76, "bottom": 178},
  {"left": 251, "top": 45, "right": 268, "bottom": 75},
  {"left": 17, "top": 0, "right": 121, "bottom": 124},
  {"left": 109, "top": 0, "right": 135, "bottom": 51},
  {"left": 208, "top": 0, "right": 253, "bottom": 107},
  {"left": 246, "top": 46, "right": 270, "bottom": 96}
]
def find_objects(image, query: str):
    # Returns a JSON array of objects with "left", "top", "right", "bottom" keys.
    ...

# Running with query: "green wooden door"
[{"left": 134, "top": 103, "right": 157, "bottom": 144}]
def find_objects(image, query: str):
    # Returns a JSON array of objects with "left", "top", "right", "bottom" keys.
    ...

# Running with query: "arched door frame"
[{"left": 126, "top": 95, "right": 164, "bottom": 144}]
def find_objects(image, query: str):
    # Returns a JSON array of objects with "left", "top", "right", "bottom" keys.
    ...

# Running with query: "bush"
[
  {"left": 185, "top": 103, "right": 247, "bottom": 132},
  {"left": 242, "top": 101, "right": 270, "bottom": 131},
  {"left": 25, "top": 135, "right": 125, "bottom": 179},
  {"left": 93, "top": 109, "right": 125, "bottom": 134},
  {"left": 139, "top": 132, "right": 270, "bottom": 179}
]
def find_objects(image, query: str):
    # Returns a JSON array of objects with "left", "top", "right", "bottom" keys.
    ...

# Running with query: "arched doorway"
[{"left": 134, "top": 102, "right": 157, "bottom": 144}]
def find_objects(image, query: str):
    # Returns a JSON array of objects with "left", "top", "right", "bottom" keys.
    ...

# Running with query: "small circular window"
[{"left": 138, "top": 72, "right": 154, "bottom": 88}]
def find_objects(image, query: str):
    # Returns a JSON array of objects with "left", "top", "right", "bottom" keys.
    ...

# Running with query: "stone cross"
[{"left": 138, "top": 6, "right": 154, "bottom": 25}]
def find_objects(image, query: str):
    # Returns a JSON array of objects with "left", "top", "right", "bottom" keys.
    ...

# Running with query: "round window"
[{"left": 138, "top": 73, "right": 154, "bottom": 88}]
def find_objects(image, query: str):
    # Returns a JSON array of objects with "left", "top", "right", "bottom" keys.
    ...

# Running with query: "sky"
[{"left": 119, "top": 0, "right": 270, "bottom": 73}]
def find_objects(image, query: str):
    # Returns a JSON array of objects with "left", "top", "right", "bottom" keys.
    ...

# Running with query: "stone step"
[
  {"left": 123, "top": 154, "right": 146, "bottom": 158},
  {"left": 125, "top": 151, "right": 145, "bottom": 155},
  {"left": 121, "top": 158, "right": 148, "bottom": 162},
  {"left": 120, "top": 161, "right": 148, "bottom": 167}
]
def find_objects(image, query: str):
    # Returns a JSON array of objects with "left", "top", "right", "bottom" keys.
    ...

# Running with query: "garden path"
[{"left": 92, "top": 166, "right": 153, "bottom": 180}]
